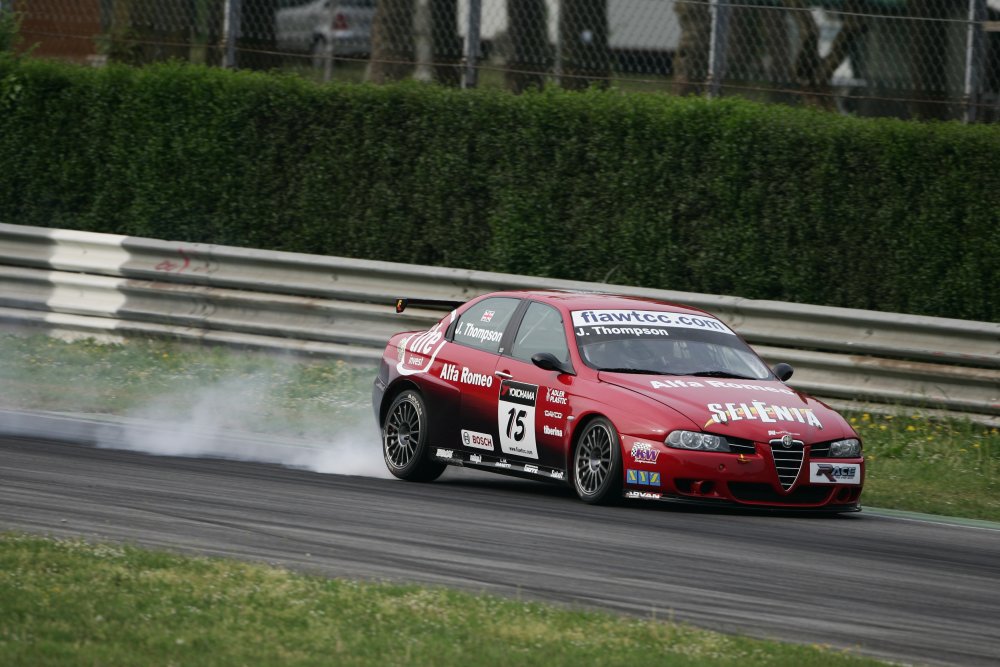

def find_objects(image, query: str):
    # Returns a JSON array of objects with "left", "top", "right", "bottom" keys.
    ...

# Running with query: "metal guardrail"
[{"left": 1, "top": 223, "right": 997, "bottom": 423}]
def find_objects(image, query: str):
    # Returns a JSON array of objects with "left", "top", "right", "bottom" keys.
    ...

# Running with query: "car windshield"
[{"left": 571, "top": 308, "right": 772, "bottom": 380}]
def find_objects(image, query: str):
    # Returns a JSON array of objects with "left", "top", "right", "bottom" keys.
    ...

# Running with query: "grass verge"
[
  {"left": 847, "top": 411, "right": 999, "bottom": 520},
  {"left": 0, "top": 534, "right": 887, "bottom": 667},
  {"left": 0, "top": 333, "right": 997, "bottom": 521}
]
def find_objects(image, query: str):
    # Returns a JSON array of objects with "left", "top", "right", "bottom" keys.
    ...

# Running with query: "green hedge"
[{"left": 1, "top": 58, "right": 998, "bottom": 322}]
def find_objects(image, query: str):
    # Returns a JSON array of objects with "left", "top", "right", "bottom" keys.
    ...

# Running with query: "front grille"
[
  {"left": 769, "top": 439, "right": 804, "bottom": 490},
  {"left": 729, "top": 483, "right": 834, "bottom": 504},
  {"left": 727, "top": 439, "right": 757, "bottom": 455},
  {"left": 810, "top": 443, "right": 831, "bottom": 457}
]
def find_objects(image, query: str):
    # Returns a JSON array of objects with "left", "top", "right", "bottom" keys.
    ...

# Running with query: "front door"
[{"left": 492, "top": 301, "right": 577, "bottom": 472}]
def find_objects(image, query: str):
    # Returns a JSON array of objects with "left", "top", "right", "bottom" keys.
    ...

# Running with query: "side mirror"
[
  {"left": 531, "top": 352, "right": 575, "bottom": 376},
  {"left": 772, "top": 362, "right": 794, "bottom": 382}
]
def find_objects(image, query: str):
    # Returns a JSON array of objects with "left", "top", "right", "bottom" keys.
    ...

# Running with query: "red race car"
[{"left": 372, "top": 291, "right": 864, "bottom": 511}]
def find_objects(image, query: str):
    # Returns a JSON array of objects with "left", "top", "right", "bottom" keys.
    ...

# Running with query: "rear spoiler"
[{"left": 394, "top": 298, "right": 465, "bottom": 314}]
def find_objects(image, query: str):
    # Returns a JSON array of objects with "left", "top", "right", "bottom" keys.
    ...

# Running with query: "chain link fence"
[{"left": 7, "top": 0, "right": 1000, "bottom": 120}]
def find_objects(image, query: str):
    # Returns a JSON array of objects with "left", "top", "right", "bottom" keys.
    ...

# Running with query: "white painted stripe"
[
  {"left": 864, "top": 507, "right": 1000, "bottom": 532},
  {"left": 48, "top": 228, "right": 130, "bottom": 274},
  {"left": 46, "top": 228, "right": 130, "bottom": 326},
  {"left": 44, "top": 271, "right": 127, "bottom": 318}
]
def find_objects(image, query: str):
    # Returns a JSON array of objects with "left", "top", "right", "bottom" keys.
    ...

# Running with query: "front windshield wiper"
[
  {"left": 597, "top": 367, "right": 681, "bottom": 375},
  {"left": 687, "top": 370, "right": 759, "bottom": 380}
]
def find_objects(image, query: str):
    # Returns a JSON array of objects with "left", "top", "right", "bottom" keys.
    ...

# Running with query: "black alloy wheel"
[
  {"left": 572, "top": 417, "right": 623, "bottom": 504},
  {"left": 382, "top": 390, "right": 446, "bottom": 482}
]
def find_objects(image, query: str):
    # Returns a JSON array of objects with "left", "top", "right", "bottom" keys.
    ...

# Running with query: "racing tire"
[
  {"left": 572, "top": 417, "right": 623, "bottom": 505},
  {"left": 382, "top": 390, "right": 446, "bottom": 482}
]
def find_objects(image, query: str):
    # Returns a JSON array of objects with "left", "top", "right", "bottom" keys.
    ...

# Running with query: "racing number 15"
[
  {"left": 506, "top": 408, "right": 526, "bottom": 441},
  {"left": 497, "top": 379, "right": 539, "bottom": 459}
]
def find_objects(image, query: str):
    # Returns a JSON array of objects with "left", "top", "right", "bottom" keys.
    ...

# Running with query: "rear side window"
[{"left": 453, "top": 297, "right": 520, "bottom": 353}]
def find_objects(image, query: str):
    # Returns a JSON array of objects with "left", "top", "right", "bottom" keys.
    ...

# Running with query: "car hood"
[{"left": 597, "top": 372, "right": 849, "bottom": 441}]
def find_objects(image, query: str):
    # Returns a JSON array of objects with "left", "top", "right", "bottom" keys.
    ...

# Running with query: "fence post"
[
  {"left": 413, "top": 0, "right": 434, "bottom": 82},
  {"left": 463, "top": 0, "right": 482, "bottom": 88},
  {"left": 222, "top": 0, "right": 242, "bottom": 69},
  {"left": 963, "top": 0, "right": 986, "bottom": 123},
  {"left": 707, "top": 0, "right": 731, "bottom": 98}
]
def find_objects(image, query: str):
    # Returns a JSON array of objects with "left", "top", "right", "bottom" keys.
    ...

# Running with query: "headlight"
[
  {"left": 665, "top": 430, "right": 731, "bottom": 452},
  {"left": 829, "top": 438, "right": 862, "bottom": 457}
]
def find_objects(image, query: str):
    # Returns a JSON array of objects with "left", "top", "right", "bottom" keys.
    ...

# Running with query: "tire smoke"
[{"left": 104, "top": 371, "right": 391, "bottom": 478}]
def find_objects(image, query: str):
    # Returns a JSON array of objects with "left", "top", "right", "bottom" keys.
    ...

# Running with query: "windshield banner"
[{"left": 571, "top": 309, "right": 734, "bottom": 337}]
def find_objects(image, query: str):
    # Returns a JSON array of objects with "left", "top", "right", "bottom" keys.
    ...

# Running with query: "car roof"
[{"left": 483, "top": 290, "right": 716, "bottom": 318}]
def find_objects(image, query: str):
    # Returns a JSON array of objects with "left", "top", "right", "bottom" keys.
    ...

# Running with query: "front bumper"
[
  {"left": 623, "top": 490, "right": 862, "bottom": 513},
  {"left": 621, "top": 440, "right": 865, "bottom": 510}
]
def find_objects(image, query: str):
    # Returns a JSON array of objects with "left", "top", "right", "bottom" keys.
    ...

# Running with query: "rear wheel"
[
  {"left": 382, "top": 390, "right": 446, "bottom": 482},
  {"left": 572, "top": 417, "right": 623, "bottom": 504}
]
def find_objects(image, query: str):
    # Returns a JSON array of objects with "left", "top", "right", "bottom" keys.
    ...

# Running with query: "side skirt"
[{"left": 431, "top": 447, "right": 567, "bottom": 484}]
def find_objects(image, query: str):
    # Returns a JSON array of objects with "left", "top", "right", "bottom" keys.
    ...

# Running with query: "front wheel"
[
  {"left": 382, "top": 390, "right": 446, "bottom": 482},
  {"left": 572, "top": 417, "right": 623, "bottom": 505}
]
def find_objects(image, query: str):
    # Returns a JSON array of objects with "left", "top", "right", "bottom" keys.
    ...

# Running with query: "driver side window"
[{"left": 510, "top": 302, "right": 569, "bottom": 364}]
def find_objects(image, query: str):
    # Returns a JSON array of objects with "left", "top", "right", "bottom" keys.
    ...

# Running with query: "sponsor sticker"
[
  {"left": 543, "top": 410, "right": 564, "bottom": 419},
  {"left": 571, "top": 309, "right": 734, "bottom": 338},
  {"left": 470, "top": 454, "right": 482, "bottom": 464},
  {"left": 497, "top": 380, "right": 539, "bottom": 459},
  {"left": 625, "top": 491, "right": 662, "bottom": 500},
  {"left": 496, "top": 458, "right": 512, "bottom": 469},
  {"left": 706, "top": 402, "right": 823, "bottom": 429},
  {"left": 461, "top": 429, "right": 495, "bottom": 451},
  {"left": 524, "top": 465, "right": 539, "bottom": 475},
  {"left": 650, "top": 379, "right": 704, "bottom": 389},
  {"left": 436, "top": 449, "right": 454, "bottom": 459},
  {"left": 626, "top": 469, "right": 661, "bottom": 487},
  {"left": 396, "top": 314, "right": 455, "bottom": 377},
  {"left": 630, "top": 441, "right": 659, "bottom": 464},
  {"left": 543, "top": 425, "right": 564, "bottom": 437},
  {"left": 809, "top": 462, "right": 861, "bottom": 485},
  {"left": 550, "top": 470, "right": 565, "bottom": 480},
  {"left": 439, "top": 363, "right": 494, "bottom": 388},
  {"left": 545, "top": 387, "right": 568, "bottom": 405}
]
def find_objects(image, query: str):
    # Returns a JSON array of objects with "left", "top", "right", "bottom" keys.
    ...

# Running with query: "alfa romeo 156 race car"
[{"left": 372, "top": 291, "right": 864, "bottom": 511}]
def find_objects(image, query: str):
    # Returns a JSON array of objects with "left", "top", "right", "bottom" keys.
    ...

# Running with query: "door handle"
[{"left": 494, "top": 370, "right": 512, "bottom": 379}]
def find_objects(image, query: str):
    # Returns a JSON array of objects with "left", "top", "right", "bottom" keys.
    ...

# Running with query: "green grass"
[
  {"left": 0, "top": 533, "right": 887, "bottom": 667},
  {"left": 847, "top": 411, "right": 1000, "bottom": 520},
  {"left": 1, "top": 332, "right": 997, "bottom": 521}
]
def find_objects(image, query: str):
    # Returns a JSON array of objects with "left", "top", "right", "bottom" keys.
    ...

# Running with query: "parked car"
[
  {"left": 275, "top": 0, "right": 375, "bottom": 63},
  {"left": 372, "top": 291, "right": 865, "bottom": 511}
]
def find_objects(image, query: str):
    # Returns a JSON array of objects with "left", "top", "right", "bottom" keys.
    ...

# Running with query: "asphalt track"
[{"left": 2, "top": 430, "right": 999, "bottom": 666}]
